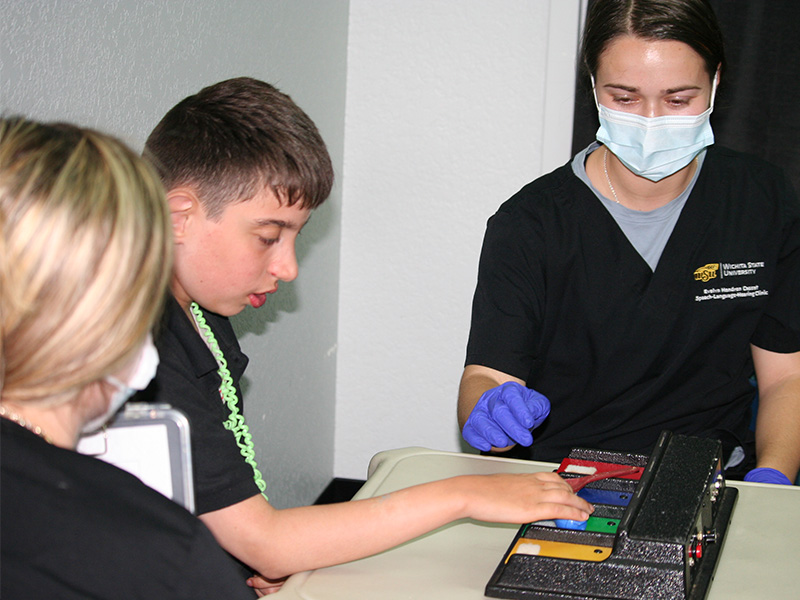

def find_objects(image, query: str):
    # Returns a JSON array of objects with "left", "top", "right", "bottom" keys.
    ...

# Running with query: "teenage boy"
[{"left": 139, "top": 77, "right": 592, "bottom": 595}]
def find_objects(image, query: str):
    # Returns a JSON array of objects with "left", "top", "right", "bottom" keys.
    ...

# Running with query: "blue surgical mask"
[
  {"left": 593, "top": 77, "right": 717, "bottom": 182},
  {"left": 82, "top": 334, "right": 160, "bottom": 433}
]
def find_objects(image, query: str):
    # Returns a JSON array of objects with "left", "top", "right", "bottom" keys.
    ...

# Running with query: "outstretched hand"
[
  {"left": 462, "top": 382, "right": 550, "bottom": 451},
  {"left": 461, "top": 471, "right": 593, "bottom": 525}
]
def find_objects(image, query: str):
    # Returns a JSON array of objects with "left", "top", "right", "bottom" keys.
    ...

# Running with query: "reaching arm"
[
  {"left": 199, "top": 471, "right": 593, "bottom": 582},
  {"left": 750, "top": 344, "right": 800, "bottom": 482},
  {"left": 457, "top": 365, "right": 524, "bottom": 430},
  {"left": 459, "top": 365, "right": 550, "bottom": 452}
]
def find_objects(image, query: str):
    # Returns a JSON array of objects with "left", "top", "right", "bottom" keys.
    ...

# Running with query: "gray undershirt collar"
[{"left": 572, "top": 142, "right": 705, "bottom": 271}]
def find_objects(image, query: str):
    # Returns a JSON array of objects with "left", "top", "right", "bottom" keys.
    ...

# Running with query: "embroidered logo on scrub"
[
  {"left": 694, "top": 260, "right": 769, "bottom": 302},
  {"left": 693, "top": 263, "right": 719, "bottom": 282}
]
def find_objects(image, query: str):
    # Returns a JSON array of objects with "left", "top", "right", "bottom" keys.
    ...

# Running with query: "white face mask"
[
  {"left": 593, "top": 76, "right": 717, "bottom": 182},
  {"left": 81, "top": 334, "right": 160, "bottom": 433}
]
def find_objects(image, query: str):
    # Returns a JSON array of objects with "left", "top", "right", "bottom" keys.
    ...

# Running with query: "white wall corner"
[{"left": 540, "top": 0, "right": 584, "bottom": 175}]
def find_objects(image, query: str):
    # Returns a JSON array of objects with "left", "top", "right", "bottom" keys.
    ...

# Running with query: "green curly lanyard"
[{"left": 190, "top": 302, "right": 267, "bottom": 498}]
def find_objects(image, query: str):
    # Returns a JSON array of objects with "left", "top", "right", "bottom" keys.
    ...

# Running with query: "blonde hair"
[{"left": 0, "top": 117, "right": 172, "bottom": 406}]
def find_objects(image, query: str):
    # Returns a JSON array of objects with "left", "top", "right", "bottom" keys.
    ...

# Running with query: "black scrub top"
[{"left": 466, "top": 146, "right": 800, "bottom": 462}]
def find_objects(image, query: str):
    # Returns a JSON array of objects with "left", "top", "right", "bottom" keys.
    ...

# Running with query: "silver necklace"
[
  {"left": 602, "top": 147, "right": 699, "bottom": 207},
  {"left": 603, "top": 147, "right": 621, "bottom": 204}
]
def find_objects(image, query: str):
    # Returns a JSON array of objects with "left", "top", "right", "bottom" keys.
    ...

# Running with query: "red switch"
[{"left": 689, "top": 541, "right": 703, "bottom": 560}]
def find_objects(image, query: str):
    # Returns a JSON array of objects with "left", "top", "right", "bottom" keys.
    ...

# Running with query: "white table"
[{"left": 273, "top": 447, "right": 800, "bottom": 599}]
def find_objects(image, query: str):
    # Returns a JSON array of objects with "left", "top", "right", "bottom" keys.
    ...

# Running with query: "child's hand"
[{"left": 459, "top": 471, "right": 593, "bottom": 525}]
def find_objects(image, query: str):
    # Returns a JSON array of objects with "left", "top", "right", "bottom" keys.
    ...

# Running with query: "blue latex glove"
[
  {"left": 743, "top": 467, "right": 792, "bottom": 485},
  {"left": 462, "top": 382, "right": 550, "bottom": 452}
]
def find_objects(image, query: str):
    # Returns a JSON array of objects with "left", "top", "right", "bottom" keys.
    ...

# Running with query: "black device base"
[{"left": 485, "top": 431, "right": 738, "bottom": 600}]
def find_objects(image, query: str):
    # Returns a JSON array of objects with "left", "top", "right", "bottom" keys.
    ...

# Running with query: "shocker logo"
[{"left": 693, "top": 263, "right": 719, "bottom": 282}]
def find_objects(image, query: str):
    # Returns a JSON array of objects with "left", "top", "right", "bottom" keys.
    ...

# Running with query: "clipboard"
[{"left": 77, "top": 403, "right": 195, "bottom": 513}]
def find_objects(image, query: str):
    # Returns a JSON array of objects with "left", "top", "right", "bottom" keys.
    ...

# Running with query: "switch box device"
[{"left": 485, "top": 431, "right": 737, "bottom": 599}]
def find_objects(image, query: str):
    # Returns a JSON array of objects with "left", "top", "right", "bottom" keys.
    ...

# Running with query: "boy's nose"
[{"left": 270, "top": 249, "right": 299, "bottom": 282}]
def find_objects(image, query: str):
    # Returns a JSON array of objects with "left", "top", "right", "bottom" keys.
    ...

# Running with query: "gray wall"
[{"left": 1, "top": 0, "right": 348, "bottom": 509}]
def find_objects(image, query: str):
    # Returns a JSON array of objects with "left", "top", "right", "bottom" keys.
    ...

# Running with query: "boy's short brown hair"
[{"left": 144, "top": 77, "right": 333, "bottom": 219}]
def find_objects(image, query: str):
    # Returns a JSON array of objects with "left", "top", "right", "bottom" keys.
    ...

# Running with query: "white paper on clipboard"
[{"left": 77, "top": 403, "right": 195, "bottom": 513}]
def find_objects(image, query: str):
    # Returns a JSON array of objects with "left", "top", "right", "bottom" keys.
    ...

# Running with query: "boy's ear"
[{"left": 167, "top": 188, "right": 200, "bottom": 241}]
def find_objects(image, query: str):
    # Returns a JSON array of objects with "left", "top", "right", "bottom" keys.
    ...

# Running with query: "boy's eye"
[
  {"left": 256, "top": 224, "right": 283, "bottom": 246},
  {"left": 258, "top": 236, "right": 279, "bottom": 246}
]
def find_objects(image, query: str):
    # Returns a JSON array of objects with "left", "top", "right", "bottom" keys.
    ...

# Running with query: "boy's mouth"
[{"left": 249, "top": 293, "right": 268, "bottom": 308}]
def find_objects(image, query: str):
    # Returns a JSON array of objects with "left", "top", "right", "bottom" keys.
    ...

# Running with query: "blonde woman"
[{"left": 0, "top": 117, "right": 253, "bottom": 599}]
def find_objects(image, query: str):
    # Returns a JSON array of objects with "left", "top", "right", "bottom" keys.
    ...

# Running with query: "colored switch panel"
[
  {"left": 577, "top": 487, "right": 633, "bottom": 506},
  {"left": 558, "top": 459, "right": 644, "bottom": 481},
  {"left": 507, "top": 538, "right": 613, "bottom": 562},
  {"left": 553, "top": 516, "right": 621, "bottom": 533},
  {"left": 584, "top": 516, "right": 620, "bottom": 534}
]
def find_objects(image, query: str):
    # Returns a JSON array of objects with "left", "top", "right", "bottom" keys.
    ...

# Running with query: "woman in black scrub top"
[{"left": 459, "top": 0, "right": 800, "bottom": 486}]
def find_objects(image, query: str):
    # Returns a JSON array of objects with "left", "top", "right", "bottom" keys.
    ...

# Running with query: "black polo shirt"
[
  {"left": 138, "top": 295, "right": 260, "bottom": 516},
  {"left": 466, "top": 146, "right": 800, "bottom": 462}
]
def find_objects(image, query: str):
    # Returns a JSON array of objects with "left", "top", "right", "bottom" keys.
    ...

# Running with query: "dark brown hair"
[
  {"left": 581, "top": 0, "right": 725, "bottom": 83},
  {"left": 144, "top": 77, "right": 333, "bottom": 219}
]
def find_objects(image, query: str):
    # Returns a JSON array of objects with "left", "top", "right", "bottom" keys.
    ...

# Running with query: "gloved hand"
[
  {"left": 462, "top": 382, "right": 550, "bottom": 452},
  {"left": 743, "top": 467, "right": 792, "bottom": 485}
]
